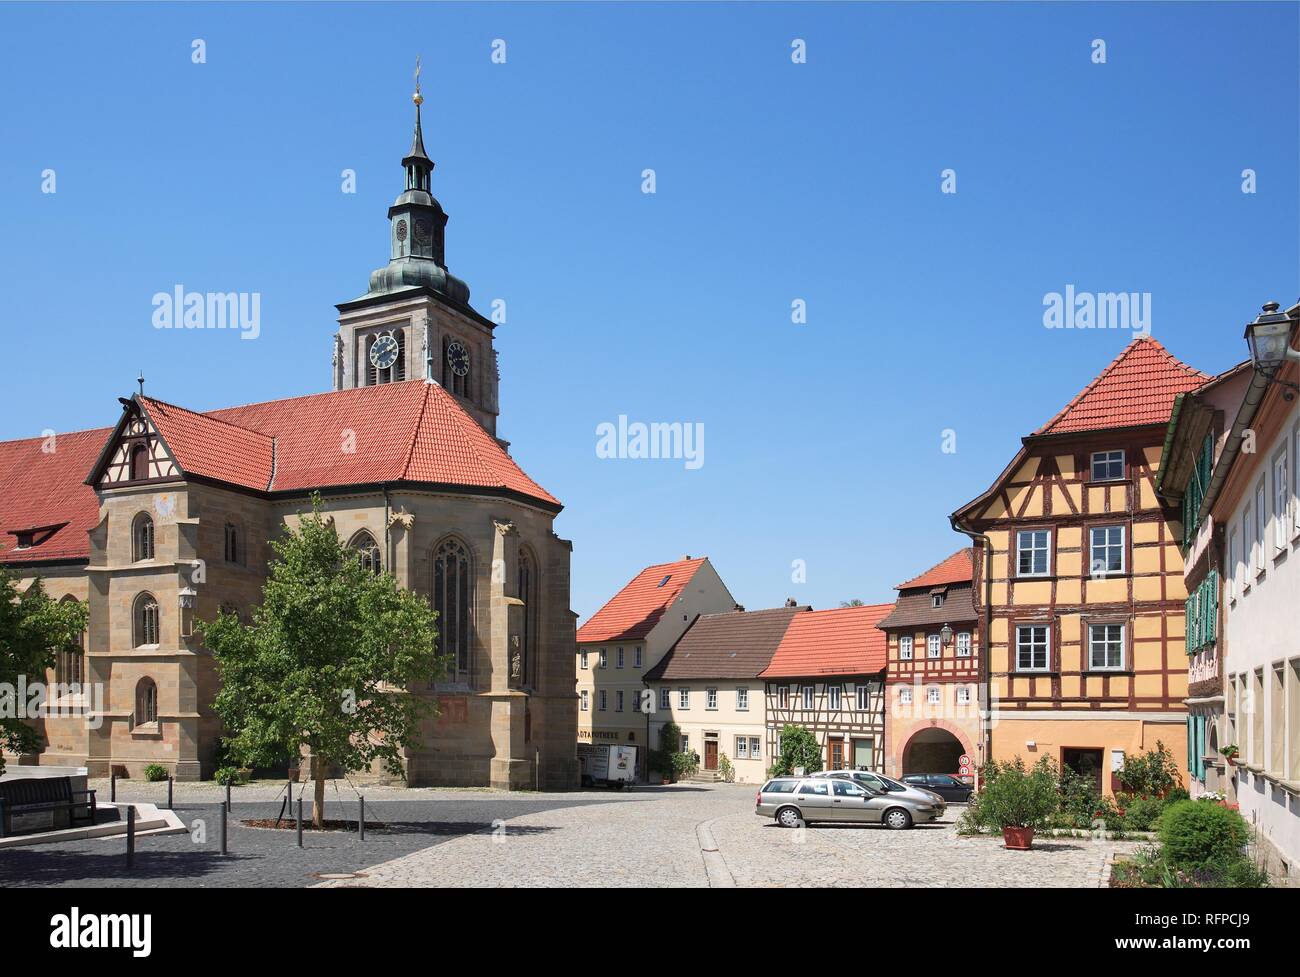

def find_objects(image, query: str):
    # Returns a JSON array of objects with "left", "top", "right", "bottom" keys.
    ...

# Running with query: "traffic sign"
[{"left": 958, "top": 754, "right": 971, "bottom": 767}]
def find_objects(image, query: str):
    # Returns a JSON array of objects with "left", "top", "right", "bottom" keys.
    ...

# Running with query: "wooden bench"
[{"left": 0, "top": 776, "right": 97, "bottom": 837}]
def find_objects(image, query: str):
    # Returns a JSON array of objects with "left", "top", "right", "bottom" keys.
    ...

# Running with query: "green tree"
[
  {"left": 0, "top": 568, "right": 88, "bottom": 775},
  {"left": 771, "top": 724, "right": 823, "bottom": 777},
  {"left": 839, "top": 599, "right": 865, "bottom": 608},
  {"left": 1116, "top": 741, "right": 1182, "bottom": 797},
  {"left": 199, "top": 497, "right": 442, "bottom": 826}
]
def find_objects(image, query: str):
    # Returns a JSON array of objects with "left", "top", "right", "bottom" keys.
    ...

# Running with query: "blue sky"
[{"left": 1, "top": 2, "right": 1296, "bottom": 621}]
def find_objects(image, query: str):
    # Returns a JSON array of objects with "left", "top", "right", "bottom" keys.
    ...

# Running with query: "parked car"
[
  {"left": 809, "top": 769, "right": 946, "bottom": 812},
  {"left": 900, "top": 774, "right": 974, "bottom": 803},
  {"left": 755, "top": 776, "right": 942, "bottom": 830}
]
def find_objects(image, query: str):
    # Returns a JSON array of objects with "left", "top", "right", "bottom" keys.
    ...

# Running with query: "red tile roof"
[
  {"left": 153, "top": 380, "right": 559, "bottom": 505},
  {"left": 2, "top": 379, "right": 560, "bottom": 567},
  {"left": 139, "top": 397, "right": 275, "bottom": 492},
  {"left": 895, "top": 548, "right": 973, "bottom": 591},
  {"left": 576, "top": 558, "right": 708, "bottom": 643},
  {"left": 758, "top": 603, "right": 894, "bottom": 678},
  {"left": 1033, "top": 336, "right": 1208, "bottom": 436},
  {"left": 0, "top": 427, "right": 110, "bottom": 565}
]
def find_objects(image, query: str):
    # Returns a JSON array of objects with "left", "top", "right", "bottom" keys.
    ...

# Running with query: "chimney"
[{"left": 784, "top": 598, "right": 798, "bottom": 608}]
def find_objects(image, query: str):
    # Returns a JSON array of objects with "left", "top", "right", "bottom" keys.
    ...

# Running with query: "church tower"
[{"left": 333, "top": 68, "right": 500, "bottom": 436}]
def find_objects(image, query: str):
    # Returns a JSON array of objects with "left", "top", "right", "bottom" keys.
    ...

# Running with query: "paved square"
[{"left": 0, "top": 780, "right": 1134, "bottom": 888}]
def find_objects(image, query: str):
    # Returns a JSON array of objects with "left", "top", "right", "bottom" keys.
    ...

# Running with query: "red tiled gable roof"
[
  {"left": 139, "top": 397, "right": 275, "bottom": 492},
  {"left": 577, "top": 557, "right": 707, "bottom": 643},
  {"left": 759, "top": 603, "right": 893, "bottom": 679},
  {"left": 1033, "top": 336, "right": 1208, "bottom": 436},
  {"left": 1, "top": 380, "right": 560, "bottom": 567},
  {"left": 0, "top": 427, "right": 110, "bottom": 565},
  {"left": 895, "top": 548, "right": 973, "bottom": 591},
  {"left": 177, "top": 380, "right": 558, "bottom": 505}
]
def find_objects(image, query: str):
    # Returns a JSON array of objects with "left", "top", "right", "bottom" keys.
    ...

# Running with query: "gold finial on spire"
[{"left": 413, "top": 56, "right": 423, "bottom": 106}]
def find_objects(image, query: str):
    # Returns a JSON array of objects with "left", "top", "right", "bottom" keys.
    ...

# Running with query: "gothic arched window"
[
  {"left": 134, "top": 593, "right": 160, "bottom": 647},
  {"left": 136, "top": 678, "right": 158, "bottom": 725},
  {"left": 224, "top": 521, "right": 241, "bottom": 565},
  {"left": 56, "top": 596, "right": 84, "bottom": 689},
  {"left": 133, "top": 512, "right": 155, "bottom": 562},
  {"left": 517, "top": 548, "right": 539, "bottom": 687},
  {"left": 349, "top": 530, "right": 382, "bottom": 575},
  {"left": 433, "top": 536, "right": 474, "bottom": 681}
]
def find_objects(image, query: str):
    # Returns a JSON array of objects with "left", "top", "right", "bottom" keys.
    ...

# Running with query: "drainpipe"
[
  {"left": 950, "top": 516, "right": 994, "bottom": 793},
  {"left": 382, "top": 484, "right": 392, "bottom": 573}
]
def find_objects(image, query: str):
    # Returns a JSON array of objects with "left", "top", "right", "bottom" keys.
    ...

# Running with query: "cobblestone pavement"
[
  {"left": 316, "top": 783, "right": 1139, "bottom": 888},
  {"left": 0, "top": 780, "right": 1136, "bottom": 888}
]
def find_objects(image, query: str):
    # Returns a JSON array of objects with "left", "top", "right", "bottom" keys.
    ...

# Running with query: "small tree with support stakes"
[{"left": 200, "top": 495, "right": 443, "bottom": 827}]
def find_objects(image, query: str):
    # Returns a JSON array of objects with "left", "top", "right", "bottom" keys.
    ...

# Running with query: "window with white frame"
[
  {"left": 617, "top": 647, "right": 624, "bottom": 669},
  {"left": 956, "top": 631, "right": 972, "bottom": 657},
  {"left": 956, "top": 687, "right": 971, "bottom": 705},
  {"left": 778, "top": 686, "right": 789, "bottom": 708},
  {"left": 802, "top": 685, "right": 814, "bottom": 709},
  {"left": 1227, "top": 528, "right": 1239, "bottom": 601},
  {"left": 634, "top": 646, "right": 643, "bottom": 668},
  {"left": 1255, "top": 477, "right": 1267, "bottom": 573},
  {"left": 736, "top": 687, "right": 749, "bottom": 711},
  {"left": 856, "top": 684, "right": 870, "bottom": 710},
  {"left": 599, "top": 648, "right": 608, "bottom": 669},
  {"left": 1091, "top": 450, "right": 1125, "bottom": 482},
  {"left": 580, "top": 690, "right": 589, "bottom": 711},
  {"left": 680, "top": 734, "right": 690, "bottom": 753},
  {"left": 1294, "top": 422, "right": 1300, "bottom": 537},
  {"left": 749, "top": 736, "right": 762, "bottom": 759},
  {"left": 899, "top": 686, "right": 913, "bottom": 705},
  {"left": 829, "top": 685, "right": 842, "bottom": 710},
  {"left": 927, "top": 686, "right": 941, "bottom": 704},
  {"left": 1089, "top": 623, "right": 1124, "bottom": 670},
  {"left": 706, "top": 688, "right": 718, "bottom": 710},
  {"left": 1016, "top": 625, "right": 1050, "bottom": 671},
  {"left": 659, "top": 687, "right": 670, "bottom": 710},
  {"left": 1089, "top": 525, "right": 1125, "bottom": 576},
  {"left": 616, "top": 691, "right": 624, "bottom": 712},
  {"left": 735, "top": 736, "right": 749, "bottom": 759},
  {"left": 580, "top": 650, "right": 589, "bottom": 669},
  {"left": 931, "top": 593, "right": 944, "bottom": 608},
  {"left": 899, "top": 636, "right": 913, "bottom": 660},
  {"left": 1017, "top": 529, "right": 1051, "bottom": 576},
  {"left": 1243, "top": 502, "right": 1255, "bottom": 583},
  {"left": 678, "top": 688, "right": 689, "bottom": 709},
  {"left": 598, "top": 690, "right": 607, "bottom": 711},
  {"left": 1273, "top": 448, "right": 1289, "bottom": 552},
  {"left": 927, "top": 634, "right": 941, "bottom": 658}
]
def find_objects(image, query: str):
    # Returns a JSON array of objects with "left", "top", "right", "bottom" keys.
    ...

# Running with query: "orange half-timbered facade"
[{"left": 953, "top": 336, "right": 1208, "bottom": 794}]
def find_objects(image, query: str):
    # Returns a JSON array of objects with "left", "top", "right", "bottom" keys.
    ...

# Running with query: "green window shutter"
[
  {"left": 1196, "top": 716, "right": 1207, "bottom": 781},
  {"left": 1184, "top": 598, "right": 1193, "bottom": 654},
  {"left": 1206, "top": 572, "right": 1218, "bottom": 644},
  {"left": 1187, "top": 717, "right": 1195, "bottom": 773}
]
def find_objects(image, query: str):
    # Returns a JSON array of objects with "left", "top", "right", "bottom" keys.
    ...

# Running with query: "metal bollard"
[
  {"left": 126, "top": 806, "right": 135, "bottom": 869},
  {"left": 358, "top": 795, "right": 365, "bottom": 840},
  {"left": 220, "top": 803, "right": 228, "bottom": 855},
  {"left": 167, "top": 775, "right": 173, "bottom": 811},
  {"left": 110, "top": 773, "right": 116, "bottom": 803},
  {"left": 296, "top": 797, "right": 303, "bottom": 847},
  {"left": 225, "top": 782, "right": 231, "bottom": 813}
]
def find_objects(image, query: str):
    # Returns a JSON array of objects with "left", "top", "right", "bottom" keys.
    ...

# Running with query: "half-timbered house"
[
  {"left": 952, "top": 336, "right": 1207, "bottom": 793},
  {"left": 877, "top": 549, "right": 980, "bottom": 780},
  {"left": 759, "top": 604, "right": 891, "bottom": 773}
]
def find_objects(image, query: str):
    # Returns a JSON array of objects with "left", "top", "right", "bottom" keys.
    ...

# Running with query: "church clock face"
[
  {"left": 447, "top": 340, "right": 470, "bottom": 377},
  {"left": 370, "top": 334, "right": 400, "bottom": 370}
]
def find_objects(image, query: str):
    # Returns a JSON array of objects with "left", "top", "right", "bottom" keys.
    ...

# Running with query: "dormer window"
[{"left": 1090, "top": 450, "right": 1125, "bottom": 482}]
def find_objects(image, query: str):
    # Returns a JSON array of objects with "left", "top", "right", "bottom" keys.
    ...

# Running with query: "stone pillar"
[{"left": 487, "top": 519, "right": 529, "bottom": 788}]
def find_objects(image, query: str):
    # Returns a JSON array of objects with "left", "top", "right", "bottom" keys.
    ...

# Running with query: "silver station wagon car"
[{"left": 755, "top": 776, "right": 942, "bottom": 830}]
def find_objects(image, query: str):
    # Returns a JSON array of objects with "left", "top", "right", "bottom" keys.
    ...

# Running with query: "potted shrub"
[
  {"left": 979, "top": 756, "right": 1058, "bottom": 850},
  {"left": 1220, "top": 745, "right": 1239, "bottom": 767}
]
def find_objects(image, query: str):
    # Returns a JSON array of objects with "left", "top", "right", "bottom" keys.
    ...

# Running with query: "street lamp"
[
  {"left": 1245, "top": 301, "right": 1299, "bottom": 377},
  {"left": 940, "top": 623, "right": 954, "bottom": 647}
]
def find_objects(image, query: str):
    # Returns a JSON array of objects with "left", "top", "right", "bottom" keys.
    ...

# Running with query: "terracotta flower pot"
[{"left": 1002, "top": 826, "right": 1035, "bottom": 850}]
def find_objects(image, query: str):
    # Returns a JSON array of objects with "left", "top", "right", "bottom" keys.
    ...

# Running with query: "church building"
[{"left": 0, "top": 86, "right": 580, "bottom": 790}]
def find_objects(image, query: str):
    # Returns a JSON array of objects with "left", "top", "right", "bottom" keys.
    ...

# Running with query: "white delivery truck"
[{"left": 577, "top": 744, "right": 638, "bottom": 789}]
